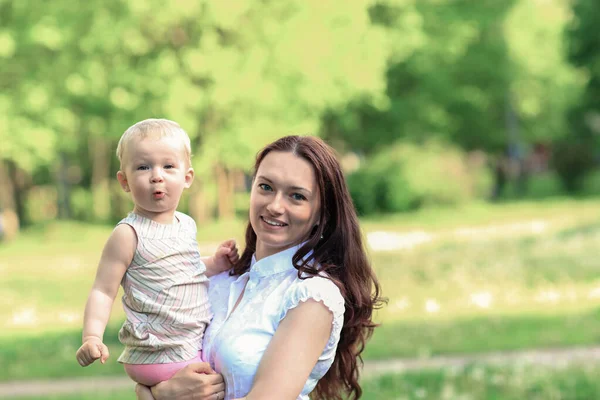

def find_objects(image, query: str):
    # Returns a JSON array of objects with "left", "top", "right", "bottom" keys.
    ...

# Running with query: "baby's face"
[{"left": 118, "top": 136, "right": 193, "bottom": 223}]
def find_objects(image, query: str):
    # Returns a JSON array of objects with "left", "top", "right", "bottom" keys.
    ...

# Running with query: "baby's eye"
[
  {"left": 291, "top": 193, "right": 307, "bottom": 201},
  {"left": 258, "top": 183, "right": 273, "bottom": 192},
  {"left": 164, "top": 164, "right": 175, "bottom": 169},
  {"left": 137, "top": 165, "right": 149, "bottom": 171}
]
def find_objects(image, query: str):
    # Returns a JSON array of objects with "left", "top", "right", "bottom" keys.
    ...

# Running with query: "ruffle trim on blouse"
[{"left": 280, "top": 277, "right": 345, "bottom": 351}]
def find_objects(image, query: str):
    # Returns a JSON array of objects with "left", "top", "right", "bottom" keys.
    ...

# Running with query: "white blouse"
[{"left": 201, "top": 245, "right": 345, "bottom": 400}]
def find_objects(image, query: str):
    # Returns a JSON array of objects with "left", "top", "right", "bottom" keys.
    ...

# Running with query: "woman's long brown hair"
[{"left": 232, "top": 135, "right": 386, "bottom": 400}]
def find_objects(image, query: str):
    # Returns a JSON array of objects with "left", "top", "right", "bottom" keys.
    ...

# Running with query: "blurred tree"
[
  {"left": 323, "top": 0, "right": 583, "bottom": 200},
  {"left": 143, "top": 0, "right": 391, "bottom": 220},
  {"left": 566, "top": 0, "right": 600, "bottom": 142},
  {"left": 1, "top": 0, "right": 391, "bottom": 223},
  {"left": 560, "top": 0, "right": 600, "bottom": 192},
  {"left": 322, "top": 0, "right": 515, "bottom": 154},
  {"left": 505, "top": 0, "right": 583, "bottom": 145},
  {"left": 324, "top": 0, "right": 581, "bottom": 152}
]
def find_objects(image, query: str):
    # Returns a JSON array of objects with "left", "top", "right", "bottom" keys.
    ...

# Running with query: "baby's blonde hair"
[{"left": 116, "top": 118, "right": 192, "bottom": 167}]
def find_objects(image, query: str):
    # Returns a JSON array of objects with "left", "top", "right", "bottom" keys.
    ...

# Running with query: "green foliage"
[
  {"left": 496, "top": 172, "right": 566, "bottom": 201},
  {"left": 348, "top": 141, "right": 492, "bottom": 214},
  {"left": 347, "top": 167, "right": 388, "bottom": 216},
  {"left": 69, "top": 187, "right": 95, "bottom": 221},
  {"left": 581, "top": 169, "right": 600, "bottom": 196},
  {"left": 0, "top": 0, "right": 596, "bottom": 223},
  {"left": 324, "top": 0, "right": 521, "bottom": 153},
  {"left": 505, "top": 0, "right": 584, "bottom": 143},
  {"left": 566, "top": 0, "right": 600, "bottom": 151},
  {"left": 552, "top": 138, "right": 596, "bottom": 192},
  {"left": 1, "top": 0, "right": 390, "bottom": 222}
]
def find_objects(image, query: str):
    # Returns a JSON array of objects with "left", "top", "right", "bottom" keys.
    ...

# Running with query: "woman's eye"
[
  {"left": 291, "top": 193, "right": 307, "bottom": 201},
  {"left": 258, "top": 183, "right": 273, "bottom": 192}
]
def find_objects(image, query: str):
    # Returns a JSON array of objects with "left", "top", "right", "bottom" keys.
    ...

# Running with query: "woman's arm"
[{"left": 240, "top": 299, "right": 334, "bottom": 400}]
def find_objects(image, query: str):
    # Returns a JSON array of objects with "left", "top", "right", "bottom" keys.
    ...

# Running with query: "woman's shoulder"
[{"left": 283, "top": 274, "right": 345, "bottom": 320}]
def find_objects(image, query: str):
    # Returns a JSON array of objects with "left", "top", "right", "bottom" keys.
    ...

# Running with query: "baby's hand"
[
  {"left": 213, "top": 239, "right": 239, "bottom": 273},
  {"left": 76, "top": 338, "right": 109, "bottom": 367}
]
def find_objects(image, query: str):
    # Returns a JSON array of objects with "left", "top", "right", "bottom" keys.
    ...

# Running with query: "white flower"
[
  {"left": 366, "top": 231, "right": 433, "bottom": 252},
  {"left": 12, "top": 308, "right": 38, "bottom": 325},
  {"left": 414, "top": 388, "right": 427, "bottom": 399},
  {"left": 535, "top": 290, "right": 561, "bottom": 304},
  {"left": 394, "top": 297, "right": 410, "bottom": 311},
  {"left": 588, "top": 287, "right": 600, "bottom": 299},
  {"left": 470, "top": 292, "right": 493, "bottom": 309},
  {"left": 58, "top": 311, "right": 80, "bottom": 323},
  {"left": 425, "top": 299, "right": 440, "bottom": 313}
]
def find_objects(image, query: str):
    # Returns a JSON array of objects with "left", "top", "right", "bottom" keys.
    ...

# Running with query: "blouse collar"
[{"left": 249, "top": 243, "right": 312, "bottom": 279}]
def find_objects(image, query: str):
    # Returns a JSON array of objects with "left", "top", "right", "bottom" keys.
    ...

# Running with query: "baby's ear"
[
  {"left": 184, "top": 167, "right": 195, "bottom": 188},
  {"left": 117, "top": 171, "right": 130, "bottom": 192}
]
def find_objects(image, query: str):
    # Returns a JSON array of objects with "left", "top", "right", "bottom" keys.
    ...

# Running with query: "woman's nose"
[{"left": 266, "top": 193, "right": 284, "bottom": 214}]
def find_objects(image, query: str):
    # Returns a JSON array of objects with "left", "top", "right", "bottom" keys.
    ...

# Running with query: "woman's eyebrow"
[
  {"left": 256, "top": 175, "right": 312, "bottom": 194},
  {"left": 289, "top": 186, "right": 311, "bottom": 195}
]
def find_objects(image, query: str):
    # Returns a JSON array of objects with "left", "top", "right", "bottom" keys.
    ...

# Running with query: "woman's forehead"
[{"left": 257, "top": 151, "right": 317, "bottom": 189}]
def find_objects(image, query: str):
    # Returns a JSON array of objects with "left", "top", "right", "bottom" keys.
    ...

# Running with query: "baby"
[{"left": 76, "top": 119, "right": 238, "bottom": 386}]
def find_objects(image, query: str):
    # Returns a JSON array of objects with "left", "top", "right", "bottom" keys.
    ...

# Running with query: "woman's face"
[{"left": 250, "top": 151, "right": 321, "bottom": 260}]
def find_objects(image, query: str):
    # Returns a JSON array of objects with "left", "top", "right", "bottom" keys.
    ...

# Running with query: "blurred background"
[{"left": 2, "top": 0, "right": 600, "bottom": 399}]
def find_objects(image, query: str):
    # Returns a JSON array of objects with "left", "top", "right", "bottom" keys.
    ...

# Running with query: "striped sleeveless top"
[{"left": 116, "top": 212, "right": 211, "bottom": 364}]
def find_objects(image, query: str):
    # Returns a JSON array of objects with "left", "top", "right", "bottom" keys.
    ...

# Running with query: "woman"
[{"left": 138, "top": 135, "right": 384, "bottom": 400}]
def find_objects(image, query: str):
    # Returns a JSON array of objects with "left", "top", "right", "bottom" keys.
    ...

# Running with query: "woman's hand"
[
  {"left": 151, "top": 362, "right": 226, "bottom": 400},
  {"left": 135, "top": 384, "right": 155, "bottom": 400}
]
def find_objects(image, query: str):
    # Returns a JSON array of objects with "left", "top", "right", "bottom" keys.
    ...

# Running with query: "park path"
[{"left": 3, "top": 346, "right": 600, "bottom": 398}]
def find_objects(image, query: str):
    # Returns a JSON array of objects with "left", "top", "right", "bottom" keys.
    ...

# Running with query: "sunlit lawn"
[
  {"left": 7, "top": 364, "right": 600, "bottom": 400},
  {"left": 2, "top": 198, "right": 600, "bottom": 382}
]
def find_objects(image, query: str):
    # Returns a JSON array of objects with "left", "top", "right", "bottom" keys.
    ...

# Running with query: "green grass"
[
  {"left": 4, "top": 309, "right": 600, "bottom": 383},
  {"left": 360, "top": 197, "right": 598, "bottom": 232},
  {"left": 365, "top": 309, "right": 600, "bottom": 360},
  {"left": 360, "top": 364, "right": 600, "bottom": 400},
  {"left": 7, "top": 364, "right": 600, "bottom": 399},
  {"left": 2, "top": 198, "right": 600, "bottom": 382}
]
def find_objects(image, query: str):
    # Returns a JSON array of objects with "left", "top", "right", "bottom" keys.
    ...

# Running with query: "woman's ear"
[{"left": 311, "top": 224, "right": 320, "bottom": 236}]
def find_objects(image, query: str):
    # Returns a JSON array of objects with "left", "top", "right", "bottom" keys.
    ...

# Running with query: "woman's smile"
[{"left": 260, "top": 216, "right": 288, "bottom": 228}]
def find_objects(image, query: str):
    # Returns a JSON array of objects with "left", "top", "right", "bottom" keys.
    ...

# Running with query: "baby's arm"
[
  {"left": 76, "top": 224, "right": 136, "bottom": 367},
  {"left": 202, "top": 239, "right": 239, "bottom": 277}
]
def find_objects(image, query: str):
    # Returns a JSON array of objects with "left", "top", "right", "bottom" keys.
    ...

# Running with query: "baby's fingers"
[
  {"left": 76, "top": 354, "right": 88, "bottom": 366},
  {"left": 229, "top": 251, "right": 240, "bottom": 263},
  {"left": 76, "top": 348, "right": 93, "bottom": 367},
  {"left": 99, "top": 343, "right": 110, "bottom": 364}
]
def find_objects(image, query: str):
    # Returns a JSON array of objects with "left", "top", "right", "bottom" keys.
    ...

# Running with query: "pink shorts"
[{"left": 123, "top": 352, "right": 203, "bottom": 386}]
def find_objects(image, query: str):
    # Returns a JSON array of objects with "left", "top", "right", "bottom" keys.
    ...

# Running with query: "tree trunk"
[
  {"left": 188, "top": 178, "right": 209, "bottom": 223},
  {"left": 7, "top": 161, "right": 27, "bottom": 227},
  {"left": 215, "top": 163, "right": 234, "bottom": 220},
  {"left": 0, "top": 160, "right": 19, "bottom": 239},
  {"left": 0, "top": 160, "right": 16, "bottom": 210},
  {"left": 55, "top": 152, "right": 71, "bottom": 219},
  {"left": 90, "top": 136, "right": 111, "bottom": 222}
]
